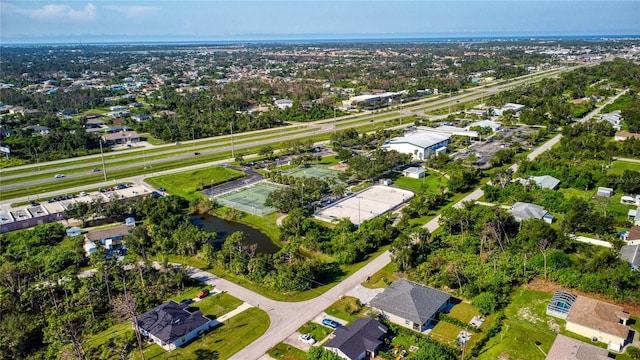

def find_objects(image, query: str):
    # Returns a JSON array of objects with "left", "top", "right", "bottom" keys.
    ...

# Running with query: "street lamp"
[
  {"left": 370, "top": 157, "right": 376, "bottom": 186},
  {"left": 99, "top": 138, "right": 107, "bottom": 182}
]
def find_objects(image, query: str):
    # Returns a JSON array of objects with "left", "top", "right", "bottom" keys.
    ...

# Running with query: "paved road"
[
  {"left": 1, "top": 65, "right": 584, "bottom": 199},
  {"left": 184, "top": 251, "right": 391, "bottom": 360}
]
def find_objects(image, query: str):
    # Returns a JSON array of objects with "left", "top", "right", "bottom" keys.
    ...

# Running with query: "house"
[
  {"left": 614, "top": 131, "right": 640, "bottom": 141},
  {"left": 66, "top": 227, "right": 81, "bottom": 237},
  {"left": 22, "top": 125, "right": 50, "bottom": 135},
  {"left": 565, "top": 296, "right": 630, "bottom": 352},
  {"left": 85, "top": 225, "right": 132, "bottom": 255},
  {"left": 628, "top": 209, "right": 640, "bottom": 226},
  {"left": 510, "top": 202, "right": 554, "bottom": 223},
  {"left": 402, "top": 167, "right": 425, "bottom": 179},
  {"left": 625, "top": 226, "right": 640, "bottom": 245},
  {"left": 596, "top": 187, "right": 614, "bottom": 198},
  {"left": 517, "top": 175, "right": 561, "bottom": 190},
  {"left": 545, "top": 334, "right": 610, "bottom": 360},
  {"left": 600, "top": 111, "right": 623, "bottom": 130},
  {"left": 381, "top": 132, "right": 451, "bottom": 160},
  {"left": 84, "top": 117, "right": 106, "bottom": 129},
  {"left": 83, "top": 241, "right": 98, "bottom": 256},
  {"left": 274, "top": 99, "right": 293, "bottom": 110},
  {"left": 619, "top": 245, "right": 640, "bottom": 270},
  {"left": 136, "top": 300, "right": 213, "bottom": 351},
  {"left": 132, "top": 113, "right": 151, "bottom": 122},
  {"left": 324, "top": 318, "right": 388, "bottom": 360},
  {"left": 370, "top": 279, "right": 451, "bottom": 332}
]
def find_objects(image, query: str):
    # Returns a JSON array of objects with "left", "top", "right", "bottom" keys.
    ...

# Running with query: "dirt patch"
[
  {"left": 524, "top": 278, "right": 640, "bottom": 316},
  {"left": 547, "top": 318, "right": 561, "bottom": 333},
  {"left": 328, "top": 163, "right": 348, "bottom": 171},
  {"left": 516, "top": 306, "right": 543, "bottom": 324}
]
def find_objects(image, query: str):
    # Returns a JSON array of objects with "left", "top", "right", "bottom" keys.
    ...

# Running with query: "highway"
[{"left": 0, "top": 65, "right": 584, "bottom": 206}]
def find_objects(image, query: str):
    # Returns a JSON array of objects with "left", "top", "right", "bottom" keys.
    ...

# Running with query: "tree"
[
  {"left": 539, "top": 238, "right": 551, "bottom": 280},
  {"left": 112, "top": 293, "right": 145, "bottom": 360},
  {"left": 472, "top": 292, "right": 497, "bottom": 315}
]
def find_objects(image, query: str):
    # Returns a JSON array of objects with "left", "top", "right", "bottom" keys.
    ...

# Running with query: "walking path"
[{"left": 213, "top": 302, "right": 254, "bottom": 324}]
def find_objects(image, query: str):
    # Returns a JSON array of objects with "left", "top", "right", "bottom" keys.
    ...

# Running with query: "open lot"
[
  {"left": 314, "top": 185, "right": 414, "bottom": 226},
  {"left": 145, "top": 166, "right": 246, "bottom": 201}
]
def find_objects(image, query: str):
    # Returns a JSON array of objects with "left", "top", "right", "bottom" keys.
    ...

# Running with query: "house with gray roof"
[
  {"left": 137, "top": 300, "right": 213, "bottom": 351},
  {"left": 510, "top": 202, "right": 554, "bottom": 223},
  {"left": 619, "top": 245, "right": 640, "bottom": 270},
  {"left": 518, "top": 175, "right": 561, "bottom": 190},
  {"left": 324, "top": 318, "right": 387, "bottom": 360},
  {"left": 370, "top": 279, "right": 450, "bottom": 332}
]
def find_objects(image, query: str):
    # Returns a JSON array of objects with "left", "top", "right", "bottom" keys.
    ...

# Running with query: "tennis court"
[
  {"left": 215, "top": 182, "right": 280, "bottom": 216},
  {"left": 289, "top": 166, "right": 339, "bottom": 180},
  {"left": 314, "top": 185, "right": 414, "bottom": 226}
]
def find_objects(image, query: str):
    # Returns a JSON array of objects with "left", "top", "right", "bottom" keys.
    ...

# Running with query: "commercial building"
[{"left": 381, "top": 132, "right": 450, "bottom": 160}]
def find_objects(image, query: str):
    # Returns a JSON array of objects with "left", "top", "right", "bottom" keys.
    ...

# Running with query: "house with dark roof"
[
  {"left": 546, "top": 334, "right": 610, "bottom": 360},
  {"left": 370, "top": 279, "right": 450, "bottom": 332},
  {"left": 324, "top": 318, "right": 387, "bottom": 360},
  {"left": 136, "top": 300, "right": 213, "bottom": 351}
]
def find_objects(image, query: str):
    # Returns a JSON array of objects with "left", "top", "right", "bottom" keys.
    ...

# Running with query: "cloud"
[
  {"left": 15, "top": 3, "right": 97, "bottom": 23},
  {"left": 103, "top": 5, "right": 158, "bottom": 19}
]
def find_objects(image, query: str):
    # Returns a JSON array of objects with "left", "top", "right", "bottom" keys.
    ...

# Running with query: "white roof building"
[
  {"left": 467, "top": 120, "right": 502, "bottom": 132},
  {"left": 382, "top": 132, "right": 451, "bottom": 160},
  {"left": 274, "top": 99, "right": 293, "bottom": 110}
]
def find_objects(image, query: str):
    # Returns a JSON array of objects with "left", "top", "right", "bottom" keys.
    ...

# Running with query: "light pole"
[
  {"left": 358, "top": 196, "right": 362, "bottom": 229},
  {"left": 370, "top": 157, "right": 376, "bottom": 186},
  {"left": 99, "top": 138, "right": 107, "bottom": 182},
  {"left": 33, "top": 147, "right": 40, "bottom": 173},
  {"left": 230, "top": 121, "right": 235, "bottom": 159}
]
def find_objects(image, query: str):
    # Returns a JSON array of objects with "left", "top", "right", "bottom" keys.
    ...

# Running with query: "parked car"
[
  {"left": 92, "top": 168, "right": 101, "bottom": 172},
  {"left": 298, "top": 333, "right": 316, "bottom": 344},
  {"left": 322, "top": 318, "right": 340, "bottom": 328},
  {"left": 54, "top": 174, "right": 65, "bottom": 178},
  {"left": 194, "top": 152, "right": 201, "bottom": 155},
  {"left": 196, "top": 289, "right": 209, "bottom": 299}
]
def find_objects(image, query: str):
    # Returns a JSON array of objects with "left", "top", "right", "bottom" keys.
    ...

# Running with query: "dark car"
[
  {"left": 194, "top": 152, "right": 201, "bottom": 155},
  {"left": 92, "top": 168, "right": 101, "bottom": 172},
  {"left": 322, "top": 319, "right": 340, "bottom": 328}
]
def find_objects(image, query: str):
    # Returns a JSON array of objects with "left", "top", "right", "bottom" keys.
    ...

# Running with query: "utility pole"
[
  {"left": 99, "top": 139, "right": 107, "bottom": 182},
  {"left": 230, "top": 121, "right": 235, "bottom": 159},
  {"left": 333, "top": 106, "right": 337, "bottom": 134},
  {"left": 370, "top": 157, "right": 376, "bottom": 186}
]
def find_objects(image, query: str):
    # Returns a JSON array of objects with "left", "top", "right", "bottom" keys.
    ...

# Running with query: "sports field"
[
  {"left": 314, "top": 185, "right": 414, "bottom": 226},
  {"left": 289, "top": 166, "right": 339, "bottom": 179},
  {"left": 216, "top": 182, "right": 280, "bottom": 216}
]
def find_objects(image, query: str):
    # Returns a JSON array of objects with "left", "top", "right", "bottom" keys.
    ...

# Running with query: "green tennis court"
[
  {"left": 216, "top": 182, "right": 280, "bottom": 216},
  {"left": 289, "top": 166, "right": 339, "bottom": 179}
]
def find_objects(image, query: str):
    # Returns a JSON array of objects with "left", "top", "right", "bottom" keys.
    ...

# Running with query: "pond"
[{"left": 192, "top": 215, "right": 280, "bottom": 254}]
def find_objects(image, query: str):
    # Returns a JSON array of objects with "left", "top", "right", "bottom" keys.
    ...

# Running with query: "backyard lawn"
[
  {"left": 475, "top": 288, "right": 558, "bottom": 360},
  {"left": 146, "top": 166, "right": 246, "bottom": 201}
]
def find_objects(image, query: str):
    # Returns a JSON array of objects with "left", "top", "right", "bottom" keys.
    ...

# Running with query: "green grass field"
[
  {"left": 391, "top": 171, "right": 448, "bottom": 194},
  {"left": 146, "top": 166, "right": 245, "bottom": 201},
  {"left": 608, "top": 160, "right": 640, "bottom": 175},
  {"left": 361, "top": 262, "right": 398, "bottom": 289}
]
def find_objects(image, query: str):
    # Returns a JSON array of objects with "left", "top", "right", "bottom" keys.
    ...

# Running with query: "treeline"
[
  {"left": 0, "top": 222, "right": 193, "bottom": 360},
  {"left": 391, "top": 202, "right": 640, "bottom": 316}
]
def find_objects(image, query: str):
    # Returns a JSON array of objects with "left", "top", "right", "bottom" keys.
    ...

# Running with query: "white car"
[
  {"left": 298, "top": 333, "right": 316, "bottom": 345},
  {"left": 54, "top": 174, "right": 65, "bottom": 179}
]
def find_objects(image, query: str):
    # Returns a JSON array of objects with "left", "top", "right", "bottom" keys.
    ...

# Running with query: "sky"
[{"left": 1, "top": 1, "right": 639, "bottom": 44}]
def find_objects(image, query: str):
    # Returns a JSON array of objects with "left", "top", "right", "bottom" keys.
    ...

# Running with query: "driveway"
[{"left": 345, "top": 284, "right": 384, "bottom": 305}]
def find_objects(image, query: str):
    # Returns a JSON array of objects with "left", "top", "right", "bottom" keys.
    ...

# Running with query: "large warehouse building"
[{"left": 381, "top": 132, "right": 451, "bottom": 160}]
